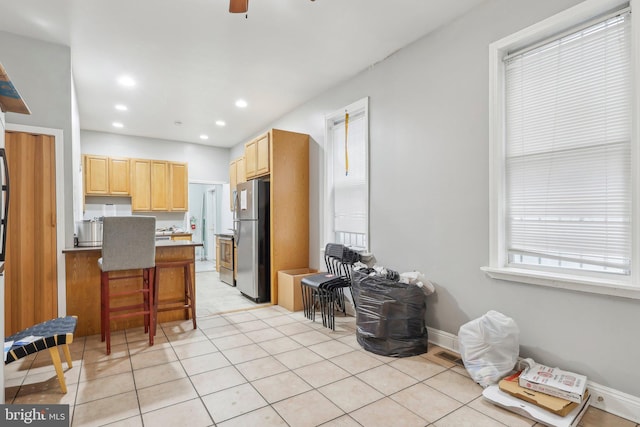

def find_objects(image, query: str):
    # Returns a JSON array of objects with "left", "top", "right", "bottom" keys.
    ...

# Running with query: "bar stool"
[
  {"left": 99, "top": 216, "right": 156, "bottom": 355},
  {"left": 152, "top": 259, "right": 196, "bottom": 336}
]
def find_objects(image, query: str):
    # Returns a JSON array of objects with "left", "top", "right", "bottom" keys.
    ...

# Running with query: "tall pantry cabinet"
[{"left": 230, "top": 129, "right": 309, "bottom": 304}]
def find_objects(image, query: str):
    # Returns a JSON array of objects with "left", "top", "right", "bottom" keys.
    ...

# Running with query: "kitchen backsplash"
[{"left": 83, "top": 196, "right": 188, "bottom": 231}]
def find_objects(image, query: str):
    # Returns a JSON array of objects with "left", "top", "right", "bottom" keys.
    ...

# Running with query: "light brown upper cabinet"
[
  {"left": 84, "top": 155, "right": 130, "bottom": 196},
  {"left": 108, "top": 157, "right": 131, "bottom": 195},
  {"left": 84, "top": 155, "right": 108, "bottom": 195},
  {"left": 244, "top": 132, "right": 270, "bottom": 179},
  {"left": 229, "top": 156, "right": 246, "bottom": 210},
  {"left": 169, "top": 162, "right": 188, "bottom": 211},
  {"left": 130, "top": 158, "right": 188, "bottom": 212},
  {"left": 151, "top": 160, "right": 170, "bottom": 211},
  {"left": 131, "top": 158, "right": 151, "bottom": 211}
]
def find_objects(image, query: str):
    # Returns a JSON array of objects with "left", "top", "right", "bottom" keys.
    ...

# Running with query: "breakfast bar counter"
[{"left": 63, "top": 240, "right": 202, "bottom": 337}]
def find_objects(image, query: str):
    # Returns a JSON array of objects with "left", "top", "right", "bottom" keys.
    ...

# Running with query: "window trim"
[
  {"left": 484, "top": 0, "right": 640, "bottom": 300},
  {"left": 323, "top": 97, "right": 370, "bottom": 251}
]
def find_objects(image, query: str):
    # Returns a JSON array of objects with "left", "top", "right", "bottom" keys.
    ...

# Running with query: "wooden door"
[
  {"left": 169, "top": 162, "right": 188, "bottom": 211},
  {"left": 84, "top": 154, "right": 109, "bottom": 195},
  {"left": 244, "top": 140, "right": 257, "bottom": 179},
  {"left": 229, "top": 159, "right": 238, "bottom": 210},
  {"left": 131, "top": 158, "right": 151, "bottom": 211},
  {"left": 109, "top": 157, "right": 130, "bottom": 195},
  {"left": 151, "top": 160, "right": 169, "bottom": 211},
  {"left": 5, "top": 131, "right": 58, "bottom": 335},
  {"left": 256, "top": 133, "right": 270, "bottom": 176},
  {"left": 237, "top": 157, "right": 246, "bottom": 184}
]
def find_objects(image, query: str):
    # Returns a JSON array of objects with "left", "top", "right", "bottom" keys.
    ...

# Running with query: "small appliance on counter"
[{"left": 76, "top": 218, "right": 103, "bottom": 247}]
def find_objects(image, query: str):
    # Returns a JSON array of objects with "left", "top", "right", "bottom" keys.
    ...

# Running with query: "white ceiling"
[{"left": 0, "top": 0, "right": 484, "bottom": 148}]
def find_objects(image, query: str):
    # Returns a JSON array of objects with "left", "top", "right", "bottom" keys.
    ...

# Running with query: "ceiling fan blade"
[{"left": 229, "top": 0, "right": 248, "bottom": 13}]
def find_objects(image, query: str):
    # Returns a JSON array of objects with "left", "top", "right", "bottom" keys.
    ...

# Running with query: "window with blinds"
[
  {"left": 504, "top": 9, "right": 632, "bottom": 275},
  {"left": 325, "top": 98, "right": 369, "bottom": 250}
]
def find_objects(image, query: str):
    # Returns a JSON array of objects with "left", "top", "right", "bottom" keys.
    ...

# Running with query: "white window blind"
[
  {"left": 325, "top": 98, "right": 369, "bottom": 250},
  {"left": 504, "top": 10, "right": 632, "bottom": 275}
]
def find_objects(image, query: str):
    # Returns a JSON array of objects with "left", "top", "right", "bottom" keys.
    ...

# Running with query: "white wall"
[
  {"left": 0, "top": 31, "right": 74, "bottom": 248},
  {"left": 238, "top": 0, "right": 640, "bottom": 399}
]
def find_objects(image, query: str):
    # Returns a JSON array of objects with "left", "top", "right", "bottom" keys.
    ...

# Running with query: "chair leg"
[
  {"left": 101, "top": 271, "right": 112, "bottom": 355},
  {"left": 100, "top": 272, "right": 106, "bottom": 342},
  {"left": 48, "top": 347, "right": 68, "bottom": 394},
  {"left": 146, "top": 267, "right": 155, "bottom": 347},
  {"left": 143, "top": 268, "right": 150, "bottom": 334},
  {"left": 184, "top": 264, "right": 196, "bottom": 330},
  {"left": 62, "top": 344, "right": 73, "bottom": 369},
  {"left": 150, "top": 267, "right": 160, "bottom": 337}
]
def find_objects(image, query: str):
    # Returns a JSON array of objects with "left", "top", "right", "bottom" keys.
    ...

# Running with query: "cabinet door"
[
  {"left": 256, "top": 133, "right": 270, "bottom": 176},
  {"left": 215, "top": 237, "right": 221, "bottom": 272},
  {"left": 109, "top": 157, "right": 130, "bottom": 195},
  {"left": 84, "top": 155, "right": 109, "bottom": 195},
  {"left": 170, "top": 234, "right": 192, "bottom": 241},
  {"left": 237, "top": 157, "right": 246, "bottom": 184},
  {"left": 151, "top": 161, "right": 170, "bottom": 211},
  {"left": 245, "top": 140, "right": 257, "bottom": 179},
  {"left": 229, "top": 160, "right": 237, "bottom": 211},
  {"left": 170, "top": 162, "right": 188, "bottom": 211},
  {"left": 131, "top": 158, "right": 151, "bottom": 211}
]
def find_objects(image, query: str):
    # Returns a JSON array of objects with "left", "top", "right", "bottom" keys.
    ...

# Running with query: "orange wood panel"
[
  {"left": 151, "top": 160, "right": 169, "bottom": 211},
  {"left": 131, "top": 158, "right": 151, "bottom": 211},
  {"left": 5, "top": 131, "right": 58, "bottom": 336}
]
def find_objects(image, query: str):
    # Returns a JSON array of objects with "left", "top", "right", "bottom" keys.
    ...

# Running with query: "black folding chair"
[{"left": 300, "top": 244, "right": 360, "bottom": 330}]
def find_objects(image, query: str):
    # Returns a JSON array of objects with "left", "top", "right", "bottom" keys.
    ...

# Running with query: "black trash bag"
[{"left": 352, "top": 269, "right": 428, "bottom": 357}]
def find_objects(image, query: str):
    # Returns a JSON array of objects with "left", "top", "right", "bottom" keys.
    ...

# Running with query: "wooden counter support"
[{"left": 64, "top": 241, "right": 199, "bottom": 337}]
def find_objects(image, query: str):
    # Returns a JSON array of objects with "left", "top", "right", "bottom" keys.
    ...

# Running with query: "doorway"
[
  {"left": 188, "top": 182, "right": 222, "bottom": 273},
  {"left": 205, "top": 188, "right": 217, "bottom": 263}
]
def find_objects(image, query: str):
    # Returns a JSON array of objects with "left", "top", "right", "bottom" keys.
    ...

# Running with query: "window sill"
[{"left": 480, "top": 266, "right": 640, "bottom": 300}]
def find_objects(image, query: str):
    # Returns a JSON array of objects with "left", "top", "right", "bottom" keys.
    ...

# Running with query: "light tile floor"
[{"left": 4, "top": 275, "right": 638, "bottom": 427}]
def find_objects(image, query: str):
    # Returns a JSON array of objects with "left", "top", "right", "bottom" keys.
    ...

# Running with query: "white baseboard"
[{"left": 426, "top": 326, "right": 640, "bottom": 423}]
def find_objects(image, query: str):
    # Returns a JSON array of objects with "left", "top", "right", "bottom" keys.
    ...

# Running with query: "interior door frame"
[
  {"left": 5, "top": 123, "right": 66, "bottom": 316},
  {"left": 206, "top": 187, "right": 217, "bottom": 261}
]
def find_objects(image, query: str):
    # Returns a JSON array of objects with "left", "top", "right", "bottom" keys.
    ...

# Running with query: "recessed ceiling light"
[
  {"left": 200, "top": 134, "right": 209, "bottom": 140},
  {"left": 215, "top": 120, "right": 226, "bottom": 127},
  {"left": 235, "top": 99, "right": 248, "bottom": 108},
  {"left": 115, "top": 104, "right": 128, "bottom": 111},
  {"left": 112, "top": 122, "right": 124, "bottom": 128},
  {"left": 117, "top": 75, "right": 136, "bottom": 87}
]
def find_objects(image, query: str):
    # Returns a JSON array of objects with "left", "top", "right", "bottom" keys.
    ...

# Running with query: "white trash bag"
[{"left": 458, "top": 310, "right": 519, "bottom": 387}]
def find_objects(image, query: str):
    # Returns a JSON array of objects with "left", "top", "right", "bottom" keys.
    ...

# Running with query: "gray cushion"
[{"left": 99, "top": 216, "right": 156, "bottom": 271}]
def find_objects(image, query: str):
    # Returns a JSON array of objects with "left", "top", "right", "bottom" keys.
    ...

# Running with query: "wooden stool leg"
[
  {"left": 100, "top": 272, "right": 106, "bottom": 342},
  {"left": 48, "top": 347, "right": 68, "bottom": 394},
  {"left": 153, "top": 266, "right": 160, "bottom": 338},
  {"left": 184, "top": 264, "right": 196, "bottom": 329},
  {"left": 101, "top": 271, "right": 112, "bottom": 355},
  {"left": 147, "top": 267, "right": 155, "bottom": 346},
  {"left": 62, "top": 344, "right": 73, "bottom": 368},
  {"left": 143, "top": 268, "right": 150, "bottom": 333}
]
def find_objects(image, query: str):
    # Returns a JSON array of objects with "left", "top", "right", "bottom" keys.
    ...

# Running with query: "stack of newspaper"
[{"left": 483, "top": 362, "right": 590, "bottom": 427}]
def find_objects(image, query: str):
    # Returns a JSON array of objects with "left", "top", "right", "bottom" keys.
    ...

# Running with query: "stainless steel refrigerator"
[{"left": 234, "top": 179, "right": 270, "bottom": 302}]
